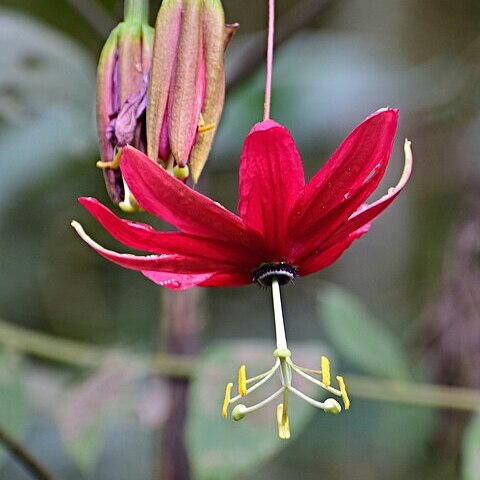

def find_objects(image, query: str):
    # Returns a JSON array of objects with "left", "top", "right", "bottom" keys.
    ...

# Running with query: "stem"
[
  {"left": 271, "top": 277, "right": 287, "bottom": 350},
  {"left": 4, "top": 318, "right": 480, "bottom": 413},
  {"left": 227, "top": 0, "right": 333, "bottom": 91},
  {"left": 0, "top": 427, "right": 55, "bottom": 480},
  {"left": 124, "top": 0, "right": 148, "bottom": 24},
  {"left": 263, "top": 0, "right": 275, "bottom": 120}
]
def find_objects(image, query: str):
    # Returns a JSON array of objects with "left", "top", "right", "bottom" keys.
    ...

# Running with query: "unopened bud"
[
  {"left": 97, "top": 8, "right": 153, "bottom": 207},
  {"left": 147, "top": 0, "right": 237, "bottom": 183}
]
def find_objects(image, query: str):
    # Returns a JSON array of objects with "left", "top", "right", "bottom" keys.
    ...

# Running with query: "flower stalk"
[
  {"left": 263, "top": 0, "right": 275, "bottom": 120},
  {"left": 124, "top": 0, "right": 148, "bottom": 24}
]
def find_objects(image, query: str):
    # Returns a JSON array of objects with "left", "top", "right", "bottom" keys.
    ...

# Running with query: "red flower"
[{"left": 72, "top": 108, "right": 412, "bottom": 290}]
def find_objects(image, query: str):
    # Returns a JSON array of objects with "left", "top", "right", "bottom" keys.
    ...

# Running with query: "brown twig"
[
  {"left": 226, "top": 0, "right": 335, "bottom": 90},
  {"left": 64, "top": 0, "right": 115, "bottom": 38},
  {"left": 0, "top": 426, "right": 55, "bottom": 480},
  {"left": 156, "top": 288, "right": 204, "bottom": 480}
]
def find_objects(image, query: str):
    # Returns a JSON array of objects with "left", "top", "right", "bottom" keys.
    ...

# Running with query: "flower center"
[{"left": 253, "top": 262, "right": 298, "bottom": 287}]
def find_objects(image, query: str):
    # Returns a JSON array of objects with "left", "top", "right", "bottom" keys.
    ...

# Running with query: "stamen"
[
  {"left": 289, "top": 386, "right": 341, "bottom": 414},
  {"left": 246, "top": 364, "right": 277, "bottom": 385},
  {"left": 229, "top": 361, "right": 280, "bottom": 404},
  {"left": 238, "top": 365, "right": 247, "bottom": 397},
  {"left": 96, "top": 149, "right": 122, "bottom": 170},
  {"left": 336, "top": 376, "right": 351, "bottom": 410},
  {"left": 321, "top": 355, "right": 331, "bottom": 387},
  {"left": 276, "top": 404, "right": 291, "bottom": 440},
  {"left": 198, "top": 123, "right": 216, "bottom": 134},
  {"left": 198, "top": 113, "right": 215, "bottom": 134},
  {"left": 287, "top": 358, "right": 341, "bottom": 396},
  {"left": 222, "top": 382, "right": 233, "bottom": 418}
]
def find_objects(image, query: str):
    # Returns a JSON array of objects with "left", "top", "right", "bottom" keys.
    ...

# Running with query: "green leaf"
[
  {"left": 64, "top": 422, "right": 103, "bottom": 475},
  {"left": 0, "top": 349, "right": 29, "bottom": 466},
  {"left": 463, "top": 413, "right": 480, "bottom": 480},
  {"left": 187, "top": 340, "right": 331, "bottom": 480},
  {"left": 317, "top": 285, "right": 410, "bottom": 379}
]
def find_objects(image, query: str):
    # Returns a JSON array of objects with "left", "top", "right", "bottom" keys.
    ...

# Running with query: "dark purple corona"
[{"left": 252, "top": 262, "right": 299, "bottom": 287}]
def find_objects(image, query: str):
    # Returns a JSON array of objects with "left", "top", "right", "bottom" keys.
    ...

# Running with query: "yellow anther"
[
  {"left": 198, "top": 123, "right": 216, "bottom": 134},
  {"left": 96, "top": 149, "right": 122, "bottom": 170},
  {"left": 276, "top": 404, "right": 291, "bottom": 440},
  {"left": 336, "top": 375, "right": 350, "bottom": 410},
  {"left": 198, "top": 113, "right": 215, "bottom": 134},
  {"left": 321, "top": 355, "right": 331, "bottom": 387},
  {"left": 222, "top": 382, "right": 233, "bottom": 418},
  {"left": 238, "top": 365, "right": 247, "bottom": 397}
]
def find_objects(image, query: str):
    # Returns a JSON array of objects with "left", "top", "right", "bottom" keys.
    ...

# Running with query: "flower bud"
[
  {"left": 147, "top": 0, "right": 237, "bottom": 183},
  {"left": 97, "top": 10, "right": 154, "bottom": 207}
]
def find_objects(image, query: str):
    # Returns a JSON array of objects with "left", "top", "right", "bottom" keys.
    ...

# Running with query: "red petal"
[
  {"left": 71, "top": 221, "right": 233, "bottom": 274},
  {"left": 293, "top": 109, "right": 398, "bottom": 240},
  {"left": 79, "top": 197, "right": 256, "bottom": 266},
  {"left": 142, "top": 271, "right": 214, "bottom": 289},
  {"left": 121, "top": 146, "right": 249, "bottom": 244},
  {"left": 298, "top": 224, "right": 370, "bottom": 276},
  {"left": 290, "top": 159, "right": 385, "bottom": 262},
  {"left": 324, "top": 139, "right": 413, "bottom": 249},
  {"left": 238, "top": 120, "right": 305, "bottom": 258}
]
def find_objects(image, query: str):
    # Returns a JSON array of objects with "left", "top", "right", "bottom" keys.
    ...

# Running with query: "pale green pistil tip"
[{"left": 232, "top": 404, "right": 247, "bottom": 421}]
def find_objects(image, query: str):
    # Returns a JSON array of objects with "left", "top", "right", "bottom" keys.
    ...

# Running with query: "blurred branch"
[
  {"left": 64, "top": 0, "right": 115, "bottom": 38},
  {"left": 0, "top": 427, "right": 55, "bottom": 480},
  {"left": 347, "top": 375, "right": 480, "bottom": 413},
  {"left": 2, "top": 319, "right": 480, "bottom": 412},
  {"left": 156, "top": 289, "right": 203, "bottom": 480},
  {"left": 227, "top": 0, "right": 335, "bottom": 91},
  {"left": 0, "top": 319, "right": 193, "bottom": 378}
]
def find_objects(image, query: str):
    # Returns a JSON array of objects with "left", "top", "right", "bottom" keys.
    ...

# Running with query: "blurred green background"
[{"left": 1, "top": 0, "right": 480, "bottom": 479}]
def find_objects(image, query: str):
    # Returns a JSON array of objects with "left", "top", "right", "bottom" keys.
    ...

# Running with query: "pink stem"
[{"left": 264, "top": 0, "right": 275, "bottom": 120}]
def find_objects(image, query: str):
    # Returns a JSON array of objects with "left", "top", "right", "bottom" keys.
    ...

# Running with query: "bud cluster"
[{"left": 96, "top": 0, "right": 236, "bottom": 210}]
